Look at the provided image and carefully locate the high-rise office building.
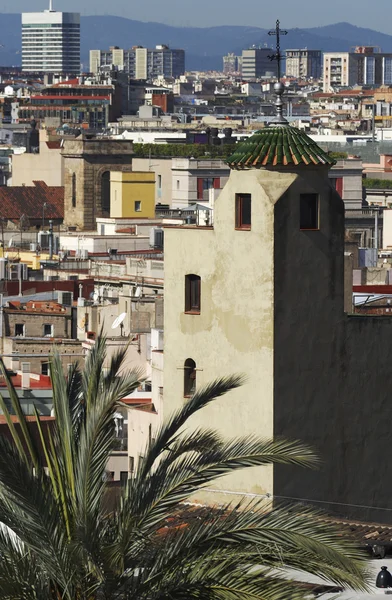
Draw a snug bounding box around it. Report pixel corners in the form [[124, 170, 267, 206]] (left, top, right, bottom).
[[285, 49, 321, 79], [22, 1, 80, 73], [323, 47, 392, 92], [241, 47, 277, 80], [89, 45, 185, 79]]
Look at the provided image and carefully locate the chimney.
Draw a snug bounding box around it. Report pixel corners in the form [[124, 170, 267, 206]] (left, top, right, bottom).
[[21, 362, 30, 389]]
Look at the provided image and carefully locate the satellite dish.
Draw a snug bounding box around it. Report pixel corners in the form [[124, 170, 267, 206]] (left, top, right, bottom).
[[134, 286, 141, 298], [111, 312, 126, 330], [8, 238, 13, 247]]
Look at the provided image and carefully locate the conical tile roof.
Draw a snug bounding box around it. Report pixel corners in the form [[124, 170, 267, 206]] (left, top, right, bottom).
[[227, 125, 336, 169]]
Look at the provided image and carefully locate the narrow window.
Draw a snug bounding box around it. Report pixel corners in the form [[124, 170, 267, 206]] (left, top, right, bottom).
[[129, 456, 135, 474], [158, 174, 162, 189], [14, 323, 25, 337], [235, 193, 251, 230], [185, 274, 201, 314], [184, 358, 196, 397], [176, 179, 180, 190], [134, 200, 142, 212], [41, 362, 50, 376], [120, 471, 128, 485], [43, 323, 53, 337], [101, 171, 110, 214], [300, 194, 319, 230], [71, 173, 76, 208]]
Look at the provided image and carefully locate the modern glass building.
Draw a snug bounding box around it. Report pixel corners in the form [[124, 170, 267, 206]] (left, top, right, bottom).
[[22, 3, 80, 73]]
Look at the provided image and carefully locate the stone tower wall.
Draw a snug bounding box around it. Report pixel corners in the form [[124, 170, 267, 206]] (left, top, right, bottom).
[[62, 137, 133, 231]]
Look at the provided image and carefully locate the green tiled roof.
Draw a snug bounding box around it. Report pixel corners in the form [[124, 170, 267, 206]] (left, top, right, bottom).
[[226, 125, 336, 169]]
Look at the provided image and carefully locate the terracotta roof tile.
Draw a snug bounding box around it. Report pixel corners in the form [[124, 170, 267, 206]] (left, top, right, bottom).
[[46, 141, 61, 149], [227, 125, 336, 169], [0, 181, 64, 220]]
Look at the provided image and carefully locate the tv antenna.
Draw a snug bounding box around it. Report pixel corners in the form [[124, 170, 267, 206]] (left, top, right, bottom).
[[111, 312, 126, 336]]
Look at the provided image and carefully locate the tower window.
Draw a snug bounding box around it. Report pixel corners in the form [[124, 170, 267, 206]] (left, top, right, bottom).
[[134, 201, 142, 212], [71, 173, 76, 208], [300, 194, 319, 230], [101, 171, 110, 214], [184, 358, 196, 397], [185, 274, 201, 314], [235, 194, 251, 230]]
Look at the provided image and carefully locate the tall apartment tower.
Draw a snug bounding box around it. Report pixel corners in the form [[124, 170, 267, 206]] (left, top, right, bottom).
[[285, 49, 321, 79], [241, 47, 277, 80], [22, 1, 80, 73], [323, 46, 392, 91], [223, 53, 239, 74]]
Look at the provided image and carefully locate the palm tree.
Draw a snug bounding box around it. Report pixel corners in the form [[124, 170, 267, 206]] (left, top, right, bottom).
[[0, 336, 369, 600]]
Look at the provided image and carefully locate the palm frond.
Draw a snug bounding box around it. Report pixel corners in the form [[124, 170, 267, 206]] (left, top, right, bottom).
[[140, 376, 245, 477]]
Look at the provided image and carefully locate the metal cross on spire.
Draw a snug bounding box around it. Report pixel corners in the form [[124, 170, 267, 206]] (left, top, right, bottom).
[[268, 19, 287, 81], [268, 19, 288, 124]]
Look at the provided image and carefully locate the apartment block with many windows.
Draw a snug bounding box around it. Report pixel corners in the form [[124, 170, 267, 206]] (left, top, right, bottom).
[[22, 8, 80, 73], [323, 47, 392, 92], [89, 45, 185, 79]]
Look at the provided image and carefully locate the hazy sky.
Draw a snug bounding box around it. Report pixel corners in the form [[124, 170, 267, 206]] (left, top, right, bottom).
[[4, 0, 392, 33]]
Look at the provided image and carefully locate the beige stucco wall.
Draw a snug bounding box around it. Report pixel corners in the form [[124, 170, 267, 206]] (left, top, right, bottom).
[[12, 144, 63, 187], [132, 157, 173, 206], [164, 169, 298, 501]]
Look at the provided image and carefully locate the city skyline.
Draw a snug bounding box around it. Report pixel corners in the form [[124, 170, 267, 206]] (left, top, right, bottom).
[[4, 0, 392, 35]]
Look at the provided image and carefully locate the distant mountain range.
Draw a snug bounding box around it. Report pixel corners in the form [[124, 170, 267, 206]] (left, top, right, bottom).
[[1, 15, 392, 72]]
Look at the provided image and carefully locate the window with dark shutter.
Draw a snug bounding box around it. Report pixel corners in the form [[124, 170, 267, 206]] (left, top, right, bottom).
[[300, 194, 319, 230], [185, 274, 201, 314], [197, 178, 204, 200], [235, 194, 251, 230]]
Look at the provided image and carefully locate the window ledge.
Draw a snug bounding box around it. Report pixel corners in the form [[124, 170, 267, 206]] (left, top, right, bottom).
[[300, 228, 320, 231], [184, 310, 201, 315], [235, 227, 251, 231]]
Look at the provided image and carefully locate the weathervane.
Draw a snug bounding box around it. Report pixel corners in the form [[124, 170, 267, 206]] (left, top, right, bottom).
[[268, 19, 288, 124]]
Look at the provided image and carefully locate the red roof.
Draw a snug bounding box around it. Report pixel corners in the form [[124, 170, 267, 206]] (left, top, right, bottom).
[[0, 181, 64, 220], [31, 95, 111, 101], [0, 374, 52, 390], [0, 415, 54, 423]]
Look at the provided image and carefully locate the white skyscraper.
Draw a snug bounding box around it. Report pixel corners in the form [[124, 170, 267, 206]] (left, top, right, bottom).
[[22, 1, 80, 73]]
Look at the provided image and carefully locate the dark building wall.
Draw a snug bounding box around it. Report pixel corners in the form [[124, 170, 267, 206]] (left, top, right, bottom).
[[273, 170, 392, 523]]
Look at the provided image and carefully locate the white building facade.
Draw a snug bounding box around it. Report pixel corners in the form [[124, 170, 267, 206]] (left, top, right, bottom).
[[22, 5, 80, 73]]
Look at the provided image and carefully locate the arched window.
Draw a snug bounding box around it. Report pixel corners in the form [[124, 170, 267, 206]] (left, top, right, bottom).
[[71, 173, 76, 208], [101, 171, 110, 214], [185, 274, 201, 314], [184, 358, 196, 397]]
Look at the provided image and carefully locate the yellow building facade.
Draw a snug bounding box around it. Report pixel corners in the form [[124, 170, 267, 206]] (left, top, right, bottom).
[[110, 172, 155, 219]]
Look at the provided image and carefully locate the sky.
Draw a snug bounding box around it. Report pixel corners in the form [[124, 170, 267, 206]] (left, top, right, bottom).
[[4, 0, 392, 34]]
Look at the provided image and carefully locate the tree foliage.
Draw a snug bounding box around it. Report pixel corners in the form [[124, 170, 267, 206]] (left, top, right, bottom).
[[133, 143, 237, 159], [0, 337, 370, 599], [363, 177, 392, 189]]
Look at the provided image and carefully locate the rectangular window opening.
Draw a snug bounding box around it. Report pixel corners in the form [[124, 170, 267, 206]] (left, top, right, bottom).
[[235, 193, 251, 230], [43, 323, 53, 337], [185, 274, 201, 314], [14, 323, 25, 337], [300, 194, 319, 230], [134, 200, 141, 212]]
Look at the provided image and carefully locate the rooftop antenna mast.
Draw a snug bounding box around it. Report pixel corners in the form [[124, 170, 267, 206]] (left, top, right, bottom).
[[268, 19, 288, 124], [49, 0, 54, 11]]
